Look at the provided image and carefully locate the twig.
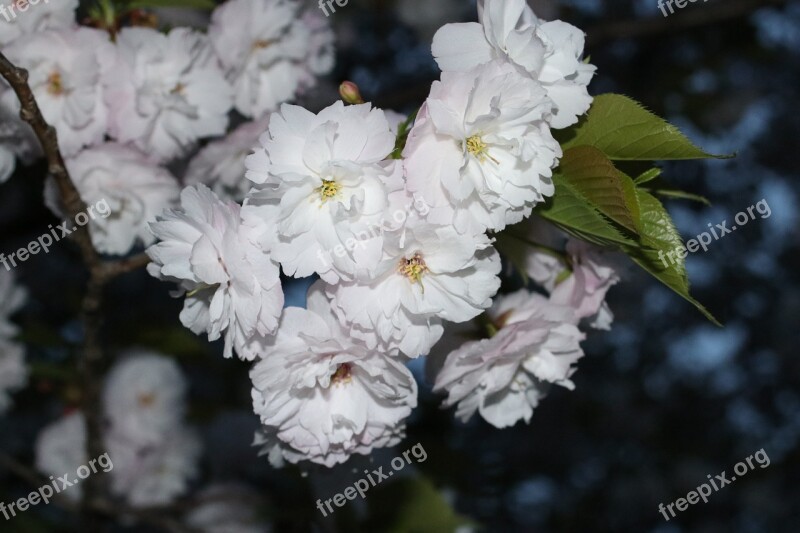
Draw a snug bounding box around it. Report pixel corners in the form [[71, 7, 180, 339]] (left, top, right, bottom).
[[0, 52, 98, 268], [0, 451, 199, 533], [0, 51, 152, 531], [586, 0, 790, 46]]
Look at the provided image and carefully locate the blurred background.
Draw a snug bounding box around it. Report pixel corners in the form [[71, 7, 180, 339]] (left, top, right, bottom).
[[1, 0, 799, 531]]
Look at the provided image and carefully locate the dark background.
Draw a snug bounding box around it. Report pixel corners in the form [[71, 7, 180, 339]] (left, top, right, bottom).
[[1, 0, 798, 531]]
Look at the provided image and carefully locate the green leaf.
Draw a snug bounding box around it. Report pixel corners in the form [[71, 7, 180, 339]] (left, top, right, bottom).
[[561, 94, 732, 161], [391, 109, 419, 159], [558, 146, 640, 234], [364, 477, 475, 533], [623, 190, 720, 325], [650, 188, 711, 205], [634, 167, 662, 185], [537, 177, 636, 248], [125, 0, 216, 9]]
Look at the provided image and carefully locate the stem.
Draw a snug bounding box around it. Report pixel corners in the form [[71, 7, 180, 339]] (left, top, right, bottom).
[[0, 52, 152, 530]]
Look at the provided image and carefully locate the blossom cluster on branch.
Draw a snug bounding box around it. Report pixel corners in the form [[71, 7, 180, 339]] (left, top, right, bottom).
[[1, 0, 721, 480], [143, 0, 622, 468]]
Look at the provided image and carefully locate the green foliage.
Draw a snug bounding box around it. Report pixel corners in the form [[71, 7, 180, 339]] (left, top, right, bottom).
[[623, 190, 720, 325], [560, 94, 732, 160], [364, 477, 474, 533], [391, 109, 419, 159], [532, 93, 727, 324]]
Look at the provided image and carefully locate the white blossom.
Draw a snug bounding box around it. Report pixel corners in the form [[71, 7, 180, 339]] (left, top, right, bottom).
[[434, 289, 585, 428], [0, 270, 27, 413], [244, 102, 402, 283], [1, 28, 113, 157], [432, 0, 596, 128], [35, 414, 201, 506], [185, 118, 269, 202], [209, 0, 334, 118], [403, 60, 560, 234], [549, 239, 621, 330], [108, 425, 201, 507], [35, 413, 86, 501], [102, 351, 187, 446], [105, 27, 233, 162], [147, 184, 284, 360], [185, 484, 270, 533], [46, 143, 180, 255], [251, 282, 416, 467], [328, 222, 501, 358], [0, 0, 78, 46]]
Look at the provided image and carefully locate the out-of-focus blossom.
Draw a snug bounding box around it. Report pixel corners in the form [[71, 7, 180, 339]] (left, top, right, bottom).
[[209, 0, 334, 118], [46, 143, 180, 255], [185, 484, 270, 533], [1, 28, 113, 157], [185, 118, 270, 202], [105, 27, 233, 162], [0, 270, 26, 414], [103, 351, 187, 446], [0, 0, 78, 46]]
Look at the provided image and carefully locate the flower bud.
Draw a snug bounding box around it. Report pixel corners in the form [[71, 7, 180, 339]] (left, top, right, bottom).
[[339, 81, 364, 105]]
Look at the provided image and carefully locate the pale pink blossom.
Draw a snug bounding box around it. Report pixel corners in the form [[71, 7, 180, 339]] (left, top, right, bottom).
[[434, 290, 585, 428]]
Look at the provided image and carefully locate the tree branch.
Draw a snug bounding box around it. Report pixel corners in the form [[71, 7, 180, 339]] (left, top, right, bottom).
[[0, 52, 98, 268], [585, 0, 789, 47], [0, 51, 152, 531]]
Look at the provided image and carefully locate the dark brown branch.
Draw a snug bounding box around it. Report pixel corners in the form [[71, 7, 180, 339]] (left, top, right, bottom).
[[0, 51, 152, 531], [586, 0, 790, 47], [0, 452, 198, 533], [0, 52, 98, 268]]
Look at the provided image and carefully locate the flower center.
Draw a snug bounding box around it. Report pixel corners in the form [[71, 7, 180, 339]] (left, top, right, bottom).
[[399, 253, 428, 285], [252, 39, 278, 50], [465, 135, 498, 164], [330, 363, 352, 386], [170, 82, 186, 95], [46, 71, 64, 96], [137, 392, 156, 408], [317, 179, 340, 202]]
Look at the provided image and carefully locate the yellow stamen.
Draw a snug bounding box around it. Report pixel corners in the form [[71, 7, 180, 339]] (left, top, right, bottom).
[[317, 180, 340, 202], [330, 363, 352, 386], [47, 72, 64, 96], [252, 39, 278, 50], [171, 82, 185, 95], [465, 135, 499, 164], [399, 253, 428, 286], [137, 393, 156, 408]]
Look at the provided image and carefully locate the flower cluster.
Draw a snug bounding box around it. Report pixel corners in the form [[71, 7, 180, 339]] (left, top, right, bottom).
[[0, 0, 334, 255], [0, 270, 26, 414], [35, 351, 201, 507], [147, 0, 620, 465]]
